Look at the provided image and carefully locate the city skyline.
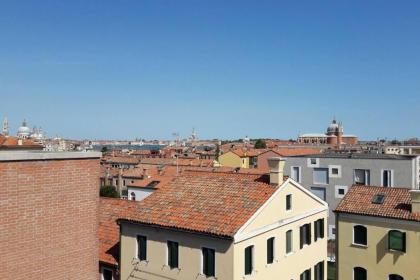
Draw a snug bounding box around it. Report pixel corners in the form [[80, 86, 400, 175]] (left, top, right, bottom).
[[1, 1, 420, 140]]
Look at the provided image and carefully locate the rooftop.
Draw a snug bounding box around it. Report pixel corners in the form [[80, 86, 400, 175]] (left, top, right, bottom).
[[334, 185, 420, 222], [0, 150, 101, 161], [119, 171, 276, 238], [290, 153, 417, 160]]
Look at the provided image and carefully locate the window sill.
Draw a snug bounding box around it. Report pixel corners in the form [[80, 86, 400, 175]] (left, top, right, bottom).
[[198, 274, 217, 279], [389, 249, 405, 254], [285, 251, 294, 257], [351, 243, 368, 248]]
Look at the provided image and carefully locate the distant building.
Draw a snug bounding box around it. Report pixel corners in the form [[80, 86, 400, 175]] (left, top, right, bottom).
[[218, 148, 261, 168], [284, 153, 420, 238], [118, 158, 328, 280], [334, 186, 420, 280], [0, 151, 101, 280], [298, 119, 358, 146], [385, 145, 420, 155]]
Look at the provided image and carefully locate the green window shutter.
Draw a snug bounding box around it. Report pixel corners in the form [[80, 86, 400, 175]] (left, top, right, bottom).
[[267, 237, 274, 264], [202, 247, 215, 277], [402, 232, 406, 252], [137, 235, 147, 261], [245, 246, 253, 275], [167, 241, 178, 268], [208, 248, 215, 277], [300, 226, 304, 249], [308, 223, 312, 245]]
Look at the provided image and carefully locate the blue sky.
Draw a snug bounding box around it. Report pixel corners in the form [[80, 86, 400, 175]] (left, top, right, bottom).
[[1, 1, 420, 140]]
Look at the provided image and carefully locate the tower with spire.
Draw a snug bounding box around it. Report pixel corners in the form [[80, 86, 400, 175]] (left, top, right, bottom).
[[2, 117, 9, 136]]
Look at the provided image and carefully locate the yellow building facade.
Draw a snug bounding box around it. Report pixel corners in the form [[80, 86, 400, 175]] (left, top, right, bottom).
[[218, 150, 249, 168], [119, 158, 329, 280], [335, 187, 420, 280]]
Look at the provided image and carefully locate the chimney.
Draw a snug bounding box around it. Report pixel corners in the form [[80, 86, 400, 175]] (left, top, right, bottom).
[[143, 168, 149, 178], [267, 157, 286, 186], [410, 190, 420, 214]]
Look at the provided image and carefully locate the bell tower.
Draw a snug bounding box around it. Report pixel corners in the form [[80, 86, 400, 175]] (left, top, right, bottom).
[[2, 117, 9, 136]]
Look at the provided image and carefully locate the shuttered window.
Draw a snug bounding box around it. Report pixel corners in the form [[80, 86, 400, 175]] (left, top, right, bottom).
[[314, 261, 324, 280], [244, 245, 253, 275], [300, 223, 311, 249], [267, 237, 274, 264], [300, 268, 311, 280], [388, 230, 406, 252], [167, 241, 179, 269], [286, 230, 293, 254], [353, 267, 367, 280], [314, 218, 324, 241], [202, 247, 215, 277], [137, 235, 147, 261]]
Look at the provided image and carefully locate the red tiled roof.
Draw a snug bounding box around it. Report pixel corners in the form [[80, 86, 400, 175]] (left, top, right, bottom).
[[99, 198, 141, 266], [231, 148, 266, 157], [334, 185, 420, 222], [120, 171, 275, 238], [0, 135, 43, 149], [105, 156, 140, 165], [140, 157, 214, 167], [266, 148, 323, 157]]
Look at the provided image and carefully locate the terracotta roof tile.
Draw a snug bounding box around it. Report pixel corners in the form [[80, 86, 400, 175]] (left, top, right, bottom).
[[120, 171, 276, 238], [99, 198, 142, 266], [334, 185, 420, 222]]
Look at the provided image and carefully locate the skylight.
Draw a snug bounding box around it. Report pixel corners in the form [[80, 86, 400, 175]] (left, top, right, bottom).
[[372, 193, 385, 204]]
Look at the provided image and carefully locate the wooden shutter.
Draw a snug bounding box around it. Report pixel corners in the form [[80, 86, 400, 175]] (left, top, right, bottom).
[[137, 235, 147, 261], [308, 223, 312, 245], [267, 237, 274, 264], [208, 248, 215, 276], [320, 219, 325, 238], [314, 220, 318, 242], [245, 246, 253, 275], [300, 226, 304, 249]]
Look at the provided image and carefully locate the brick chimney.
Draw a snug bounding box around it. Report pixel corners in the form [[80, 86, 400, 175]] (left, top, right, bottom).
[[267, 157, 286, 186], [410, 190, 420, 213]]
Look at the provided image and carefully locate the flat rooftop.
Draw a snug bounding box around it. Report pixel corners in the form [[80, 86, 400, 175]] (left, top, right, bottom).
[[289, 153, 417, 160], [0, 151, 102, 161]]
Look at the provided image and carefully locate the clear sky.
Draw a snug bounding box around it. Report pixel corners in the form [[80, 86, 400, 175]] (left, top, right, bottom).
[[1, 1, 420, 140]]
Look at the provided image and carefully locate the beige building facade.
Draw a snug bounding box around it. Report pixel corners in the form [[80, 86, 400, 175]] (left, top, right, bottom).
[[119, 159, 328, 280]]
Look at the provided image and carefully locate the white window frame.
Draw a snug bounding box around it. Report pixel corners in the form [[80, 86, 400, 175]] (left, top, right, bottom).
[[335, 185, 348, 199], [381, 169, 394, 187], [307, 158, 319, 167], [328, 165, 342, 178], [290, 166, 302, 183], [101, 267, 114, 280], [328, 225, 336, 239], [200, 246, 216, 278], [313, 168, 329, 185], [352, 225, 368, 247], [354, 169, 370, 185]]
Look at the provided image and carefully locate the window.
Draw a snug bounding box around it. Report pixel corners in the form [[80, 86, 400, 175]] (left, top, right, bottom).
[[130, 192, 136, 201], [311, 158, 317, 165], [314, 261, 324, 280], [102, 268, 113, 280], [331, 168, 339, 175], [167, 241, 179, 269], [300, 223, 311, 248], [291, 166, 301, 182], [137, 235, 147, 260], [353, 225, 367, 246], [286, 194, 292, 211], [389, 274, 404, 280], [388, 230, 406, 252], [300, 269, 311, 280], [314, 219, 324, 241], [353, 267, 367, 280], [313, 168, 329, 184], [335, 185, 348, 199], [338, 188, 345, 195], [286, 230, 293, 254], [354, 169, 370, 185], [202, 247, 215, 277], [267, 237, 275, 264], [382, 170, 393, 187], [310, 187, 326, 201], [244, 245, 253, 275]]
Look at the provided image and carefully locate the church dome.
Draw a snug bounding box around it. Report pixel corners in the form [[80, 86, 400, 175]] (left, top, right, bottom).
[[17, 120, 31, 138], [326, 119, 340, 135]]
